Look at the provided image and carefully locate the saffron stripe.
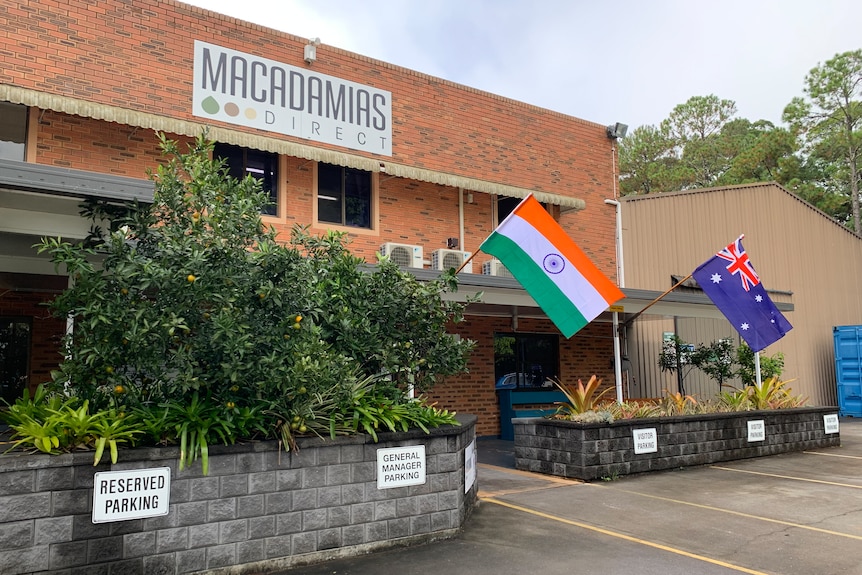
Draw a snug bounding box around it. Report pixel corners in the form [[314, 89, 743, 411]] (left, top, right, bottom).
[[487, 218, 611, 321], [515, 198, 624, 303]]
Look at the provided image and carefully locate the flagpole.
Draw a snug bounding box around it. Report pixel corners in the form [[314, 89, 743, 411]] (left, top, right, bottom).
[[622, 273, 693, 328], [754, 351, 763, 388], [454, 250, 481, 274]]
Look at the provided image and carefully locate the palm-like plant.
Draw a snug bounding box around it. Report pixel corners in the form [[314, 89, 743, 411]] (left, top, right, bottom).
[[552, 375, 613, 417]]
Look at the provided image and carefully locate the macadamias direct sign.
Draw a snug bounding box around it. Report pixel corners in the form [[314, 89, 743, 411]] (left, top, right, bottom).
[[193, 41, 392, 155]]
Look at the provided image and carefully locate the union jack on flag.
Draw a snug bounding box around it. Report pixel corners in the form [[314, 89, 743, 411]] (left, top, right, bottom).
[[715, 237, 759, 291], [692, 236, 792, 352]]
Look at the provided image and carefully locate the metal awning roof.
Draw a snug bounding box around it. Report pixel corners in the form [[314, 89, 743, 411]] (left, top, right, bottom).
[[407, 268, 793, 323], [0, 158, 154, 203]]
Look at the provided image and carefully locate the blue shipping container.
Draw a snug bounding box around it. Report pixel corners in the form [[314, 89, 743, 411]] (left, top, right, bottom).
[[833, 325, 862, 417]]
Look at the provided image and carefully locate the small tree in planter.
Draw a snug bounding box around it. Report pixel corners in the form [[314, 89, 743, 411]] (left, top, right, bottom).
[[6, 134, 472, 470]]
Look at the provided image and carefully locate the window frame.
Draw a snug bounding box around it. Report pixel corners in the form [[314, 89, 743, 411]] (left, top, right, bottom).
[[314, 161, 377, 233], [0, 102, 28, 162], [212, 142, 282, 218], [493, 331, 560, 390]]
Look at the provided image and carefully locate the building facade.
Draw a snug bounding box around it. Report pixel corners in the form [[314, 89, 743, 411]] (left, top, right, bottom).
[[620, 182, 862, 407], [1, 0, 629, 436]]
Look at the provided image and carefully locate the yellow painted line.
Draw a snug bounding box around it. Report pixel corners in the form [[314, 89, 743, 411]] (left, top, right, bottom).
[[803, 450, 862, 460], [482, 497, 770, 575], [477, 463, 581, 498], [477, 463, 582, 485], [478, 483, 570, 499], [599, 486, 862, 542], [711, 466, 862, 489]]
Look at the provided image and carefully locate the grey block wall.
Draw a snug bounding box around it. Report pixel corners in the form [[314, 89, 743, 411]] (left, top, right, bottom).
[[513, 407, 840, 481], [0, 414, 477, 574]]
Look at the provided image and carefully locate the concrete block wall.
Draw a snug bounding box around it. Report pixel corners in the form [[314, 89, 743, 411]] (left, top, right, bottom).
[[513, 408, 840, 481], [0, 415, 477, 574]]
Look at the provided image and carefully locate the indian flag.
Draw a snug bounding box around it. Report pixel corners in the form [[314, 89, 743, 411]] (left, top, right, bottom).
[[480, 195, 624, 338]]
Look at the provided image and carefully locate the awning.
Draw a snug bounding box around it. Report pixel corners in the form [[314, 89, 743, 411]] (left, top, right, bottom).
[[406, 268, 793, 322], [1, 84, 585, 210]]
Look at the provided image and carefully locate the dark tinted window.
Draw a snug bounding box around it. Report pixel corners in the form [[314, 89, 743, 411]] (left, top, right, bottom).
[[318, 163, 372, 228], [494, 332, 559, 389], [0, 102, 27, 161], [214, 143, 279, 216]]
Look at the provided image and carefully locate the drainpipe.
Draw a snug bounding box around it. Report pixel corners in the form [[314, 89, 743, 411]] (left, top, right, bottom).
[[605, 141, 625, 401], [459, 187, 466, 251]]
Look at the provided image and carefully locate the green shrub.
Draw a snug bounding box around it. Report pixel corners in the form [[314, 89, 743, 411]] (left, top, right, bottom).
[[7, 133, 470, 470]]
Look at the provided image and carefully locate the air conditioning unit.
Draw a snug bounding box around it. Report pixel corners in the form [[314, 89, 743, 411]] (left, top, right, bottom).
[[431, 249, 472, 273], [482, 259, 514, 278], [380, 242, 424, 268]]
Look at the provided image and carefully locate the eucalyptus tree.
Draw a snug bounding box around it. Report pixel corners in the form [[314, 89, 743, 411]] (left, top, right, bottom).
[[783, 50, 862, 233]]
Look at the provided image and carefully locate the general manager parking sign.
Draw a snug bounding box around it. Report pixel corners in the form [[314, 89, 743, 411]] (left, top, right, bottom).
[[92, 467, 171, 523]]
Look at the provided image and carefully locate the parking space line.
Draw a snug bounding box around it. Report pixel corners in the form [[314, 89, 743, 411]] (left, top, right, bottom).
[[482, 497, 771, 575], [597, 485, 862, 541], [477, 463, 581, 484], [711, 465, 862, 489], [803, 450, 862, 460]]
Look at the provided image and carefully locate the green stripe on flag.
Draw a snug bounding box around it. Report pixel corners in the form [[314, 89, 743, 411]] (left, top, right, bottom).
[[482, 232, 589, 337]]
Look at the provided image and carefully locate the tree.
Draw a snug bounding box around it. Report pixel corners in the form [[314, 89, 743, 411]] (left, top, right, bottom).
[[37, 134, 472, 442], [689, 338, 735, 392], [618, 124, 686, 195], [662, 95, 738, 188], [783, 50, 862, 233], [715, 119, 796, 186], [620, 95, 799, 195], [658, 335, 696, 396]]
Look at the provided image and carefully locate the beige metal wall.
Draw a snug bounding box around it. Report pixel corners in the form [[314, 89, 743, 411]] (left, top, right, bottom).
[[620, 183, 862, 406]]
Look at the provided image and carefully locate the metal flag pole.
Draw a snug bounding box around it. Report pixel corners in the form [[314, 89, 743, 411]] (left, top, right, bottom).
[[621, 273, 693, 329], [755, 351, 763, 388]]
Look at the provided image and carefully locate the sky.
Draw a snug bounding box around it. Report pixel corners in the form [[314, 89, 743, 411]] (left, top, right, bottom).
[[183, 0, 862, 131]]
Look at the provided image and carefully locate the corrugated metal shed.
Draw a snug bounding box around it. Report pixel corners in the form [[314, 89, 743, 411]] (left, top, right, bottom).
[[620, 182, 862, 406]]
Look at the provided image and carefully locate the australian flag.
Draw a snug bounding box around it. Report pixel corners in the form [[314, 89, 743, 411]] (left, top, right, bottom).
[[692, 236, 792, 352]]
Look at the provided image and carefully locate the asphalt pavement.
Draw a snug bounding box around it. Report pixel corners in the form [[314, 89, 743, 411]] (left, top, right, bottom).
[[283, 418, 862, 575]]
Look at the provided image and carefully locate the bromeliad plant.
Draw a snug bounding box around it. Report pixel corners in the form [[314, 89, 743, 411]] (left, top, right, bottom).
[[551, 375, 614, 418], [547, 375, 807, 423], [1, 386, 142, 465]]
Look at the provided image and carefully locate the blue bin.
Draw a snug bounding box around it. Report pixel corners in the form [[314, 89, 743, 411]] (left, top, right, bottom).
[[833, 325, 862, 417]]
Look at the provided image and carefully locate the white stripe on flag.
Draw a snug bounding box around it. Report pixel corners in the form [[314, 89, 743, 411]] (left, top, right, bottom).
[[501, 214, 609, 319]]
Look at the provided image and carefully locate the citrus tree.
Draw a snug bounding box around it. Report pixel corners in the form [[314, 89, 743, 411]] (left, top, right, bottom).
[[33, 134, 472, 459]]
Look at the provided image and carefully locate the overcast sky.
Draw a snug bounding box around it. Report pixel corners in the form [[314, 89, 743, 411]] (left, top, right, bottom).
[[184, 0, 862, 131]]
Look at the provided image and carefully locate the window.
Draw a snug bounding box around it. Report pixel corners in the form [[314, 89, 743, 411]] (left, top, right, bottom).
[[0, 102, 27, 161], [496, 196, 551, 225], [493, 332, 559, 390], [0, 317, 31, 405], [497, 196, 521, 224], [213, 143, 279, 216], [317, 162, 372, 228]]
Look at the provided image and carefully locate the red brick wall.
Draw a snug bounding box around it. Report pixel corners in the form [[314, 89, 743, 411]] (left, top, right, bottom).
[[2, 0, 623, 432], [428, 318, 618, 437], [0, 291, 66, 394], [1, 0, 618, 273]]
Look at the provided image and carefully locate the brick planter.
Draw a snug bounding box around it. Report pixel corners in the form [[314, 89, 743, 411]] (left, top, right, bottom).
[[513, 407, 840, 481], [0, 415, 477, 575]]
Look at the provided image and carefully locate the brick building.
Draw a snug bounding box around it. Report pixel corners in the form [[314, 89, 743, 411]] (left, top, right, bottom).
[[0, 0, 645, 436]]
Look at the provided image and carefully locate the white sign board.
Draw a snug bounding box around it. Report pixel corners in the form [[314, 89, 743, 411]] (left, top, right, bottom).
[[633, 428, 658, 454], [193, 41, 393, 156], [92, 467, 171, 523], [377, 445, 426, 489], [464, 439, 477, 494], [824, 414, 840, 434], [747, 420, 766, 442]]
